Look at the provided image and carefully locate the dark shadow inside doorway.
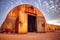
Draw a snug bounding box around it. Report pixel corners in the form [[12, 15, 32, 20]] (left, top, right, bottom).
[[28, 15, 37, 32]]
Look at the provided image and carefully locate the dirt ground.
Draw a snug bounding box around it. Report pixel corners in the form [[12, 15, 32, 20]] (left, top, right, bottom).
[[0, 30, 60, 40]]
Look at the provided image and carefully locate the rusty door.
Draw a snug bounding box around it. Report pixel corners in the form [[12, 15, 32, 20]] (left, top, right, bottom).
[[37, 16, 45, 32]]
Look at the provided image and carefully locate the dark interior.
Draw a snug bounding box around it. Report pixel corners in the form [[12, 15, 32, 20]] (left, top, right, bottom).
[[28, 15, 37, 32]]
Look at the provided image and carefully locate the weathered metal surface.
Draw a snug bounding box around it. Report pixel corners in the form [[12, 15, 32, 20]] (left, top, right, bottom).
[[37, 16, 45, 32], [1, 4, 46, 33]]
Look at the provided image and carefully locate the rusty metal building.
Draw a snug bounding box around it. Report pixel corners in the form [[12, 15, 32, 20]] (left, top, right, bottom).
[[1, 4, 47, 33]]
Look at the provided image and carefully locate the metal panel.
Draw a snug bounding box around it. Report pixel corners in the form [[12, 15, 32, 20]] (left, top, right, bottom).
[[37, 16, 45, 32], [18, 12, 28, 33]]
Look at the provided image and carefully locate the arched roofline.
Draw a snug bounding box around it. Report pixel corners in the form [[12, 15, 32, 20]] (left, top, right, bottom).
[[8, 4, 46, 22]]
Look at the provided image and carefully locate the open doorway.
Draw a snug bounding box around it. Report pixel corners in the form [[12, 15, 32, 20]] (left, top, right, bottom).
[[28, 15, 37, 32]]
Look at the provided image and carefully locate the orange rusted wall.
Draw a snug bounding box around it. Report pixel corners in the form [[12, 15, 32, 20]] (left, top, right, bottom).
[[1, 8, 18, 33], [45, 24, 60, 32], [18, 10, 28, 33]]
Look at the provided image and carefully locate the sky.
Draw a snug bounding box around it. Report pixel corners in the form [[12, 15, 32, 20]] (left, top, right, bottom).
[[0, 0, 60, 26]]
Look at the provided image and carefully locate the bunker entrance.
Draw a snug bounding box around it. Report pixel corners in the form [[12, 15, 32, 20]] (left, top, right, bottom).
[[28, 15, 37, 32]]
